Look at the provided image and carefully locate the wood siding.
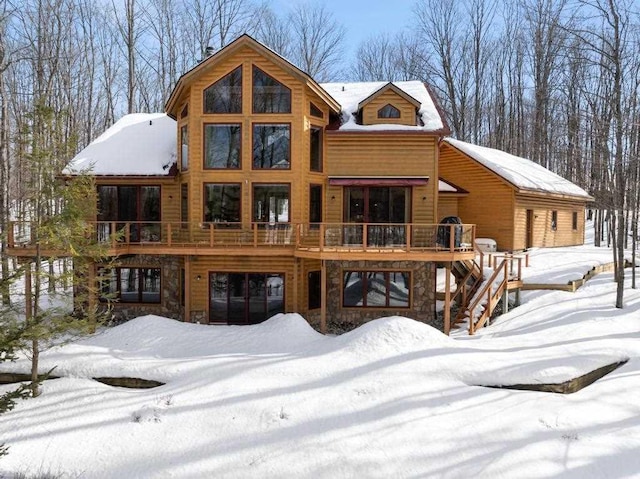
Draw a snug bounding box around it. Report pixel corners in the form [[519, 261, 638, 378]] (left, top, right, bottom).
[[437, 195, 459, 220], [325, 133, 439, 224], [439, 143, 515, 249], [361, 90, 417, 126]]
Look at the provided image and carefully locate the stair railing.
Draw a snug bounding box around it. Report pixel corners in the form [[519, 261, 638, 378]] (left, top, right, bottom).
[[466, 259, 509, 335]]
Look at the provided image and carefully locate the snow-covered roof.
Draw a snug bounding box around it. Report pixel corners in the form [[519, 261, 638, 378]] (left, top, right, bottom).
[[444, 138, 592, 199], [320, 81, 446, 132], [64, 113, 177, 176], [438, 178, 467, 193]]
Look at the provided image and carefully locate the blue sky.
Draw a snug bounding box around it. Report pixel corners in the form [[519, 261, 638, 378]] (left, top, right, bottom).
[[272, 0, 416, 68]]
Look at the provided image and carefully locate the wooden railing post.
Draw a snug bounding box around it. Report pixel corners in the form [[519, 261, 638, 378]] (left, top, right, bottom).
[[362, 224, 368, 250], [296, 224, 301, 248], [449, 224, 454, 251], [253, 224, 258, 247], [125, 223, 130, 244]]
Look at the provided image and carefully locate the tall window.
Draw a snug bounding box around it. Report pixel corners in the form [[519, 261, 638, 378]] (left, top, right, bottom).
[[210, 272, 284, 324], [308, 271, 321, 310], [204, 124, 241, 169], [378, 104, 401, 118], [181, 184, 188, 228], [204, 66, 242, 113], [253, 66, 291, 113], [551, 211, 558, 231], [343, 271, 410, 308], [254, 184, 289, 224], [309, 184, 322, 226], [204, 184, 241, 225], [180, 125, 188, 170], [572, 212, 578, 231], [310, 126, 322, 172], [253, 124, 290, 169], [99, 267, 161, 304], [97, 185, 161, 242]]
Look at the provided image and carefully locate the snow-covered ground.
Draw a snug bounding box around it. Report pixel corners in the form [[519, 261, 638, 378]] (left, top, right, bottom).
[[1, 227, 640, 478]]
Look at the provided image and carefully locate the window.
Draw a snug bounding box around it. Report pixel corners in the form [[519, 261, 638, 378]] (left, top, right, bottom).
[[308, 271, 321, 310], [343, 271, 410, 308], [204, 184, 241, 225], [310, 126, 322, 172], [97, 185, 161, 242], [309, 184, 322, 226], [310, 102, 324, 118], [99, 267, 161, 304], [253, 124, 290, 169], [181, 184, 188, 228], [572, 211, 578, 231], [204, 124, 241, 169], [253, 184, 289, 224], [180, 104, 188, 119], [203, 66, 242, 113], [378, 104, 401, 119], [180, 125, 188, 170], [209, 272, 284, 324], [253, 66, 291, 113], [551, 211, 558, 231]]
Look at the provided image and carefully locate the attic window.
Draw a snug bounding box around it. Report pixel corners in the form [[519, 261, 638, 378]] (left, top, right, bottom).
[[180, 104, 188, 118], [203, 66, 242, 114], [378, 104, 401, 119], [253, 66, 291, 113], [310, 102, 324, 118]]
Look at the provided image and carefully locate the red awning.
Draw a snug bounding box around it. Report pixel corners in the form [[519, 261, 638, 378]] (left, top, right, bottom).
[[328, 177, 429, 186]]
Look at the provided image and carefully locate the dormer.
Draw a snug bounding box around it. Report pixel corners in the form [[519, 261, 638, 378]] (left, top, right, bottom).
[[358, 83, 421, 126]]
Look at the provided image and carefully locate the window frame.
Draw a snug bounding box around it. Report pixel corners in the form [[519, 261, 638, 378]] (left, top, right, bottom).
[[310, 125, 323, 172], [308, 270, 321, 310], [378, 104, 401, 119], [203, 65, 243, 114], [252, 183, 291, 225], [97, 185, 162, 242], [572, 211, 578, 231], [310, 102, 324, 118], [342, 269, 412, 309], [252, 65, 292, 114], [180, 124, 189, 171], [551, 210, 558, 231], [98, 266, 162, 304], [203, 123, 242, 170], [309, 184, 323, 228], [252, 123, 291, 170], [203, 183, 242, 226]]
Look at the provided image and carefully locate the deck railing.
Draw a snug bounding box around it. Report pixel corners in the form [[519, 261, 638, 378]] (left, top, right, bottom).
[[7, 221, 476, 254]]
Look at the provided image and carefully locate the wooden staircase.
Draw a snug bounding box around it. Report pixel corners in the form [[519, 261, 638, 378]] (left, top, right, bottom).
[[449, 249, 526, 335]]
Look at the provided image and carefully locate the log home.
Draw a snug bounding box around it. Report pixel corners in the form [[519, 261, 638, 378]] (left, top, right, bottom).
[[7, 34, 592, 334]]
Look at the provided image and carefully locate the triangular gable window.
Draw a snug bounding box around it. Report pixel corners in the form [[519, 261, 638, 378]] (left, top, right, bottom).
[[253, 66, 291, 113], [204, 66, 242, 113], [378, 104, 401, 119], [310, 102, 324, 118]]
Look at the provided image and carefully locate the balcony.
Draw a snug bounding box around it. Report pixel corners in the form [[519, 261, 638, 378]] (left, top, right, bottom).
[[6, 221, 476, 262]]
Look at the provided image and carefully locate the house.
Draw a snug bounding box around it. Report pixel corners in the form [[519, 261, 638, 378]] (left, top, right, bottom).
[[6, 34, 591, 334], [439, 138, 593, 251]]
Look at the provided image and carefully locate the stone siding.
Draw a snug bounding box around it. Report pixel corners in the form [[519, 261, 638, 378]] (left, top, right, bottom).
[[325, 260, 436, 333]]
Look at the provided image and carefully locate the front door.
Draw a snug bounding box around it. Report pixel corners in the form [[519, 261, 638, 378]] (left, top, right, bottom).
[[343, 186, 411, 246]]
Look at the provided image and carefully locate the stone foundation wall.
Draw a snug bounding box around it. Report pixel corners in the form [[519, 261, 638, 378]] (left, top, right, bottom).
[[325, 260, 436, 333], [103, 255, 183, 323]]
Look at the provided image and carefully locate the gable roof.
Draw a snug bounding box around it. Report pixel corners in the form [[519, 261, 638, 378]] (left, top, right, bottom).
[[165, 34, 341, 117], [320, 81, 448, 133], [63, 113, 177, 177], [439, 178, 468, 194], [443, 138, 593, 200], [357, 82, 422, 110]]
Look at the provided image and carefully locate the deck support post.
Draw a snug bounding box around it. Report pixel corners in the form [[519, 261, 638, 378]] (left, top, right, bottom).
[[444, 262, 451, 335], [184, 256, 191, 322], [320, 260, 327, 334], [514, 288, 521, 307], [502, 289, 509, 314]]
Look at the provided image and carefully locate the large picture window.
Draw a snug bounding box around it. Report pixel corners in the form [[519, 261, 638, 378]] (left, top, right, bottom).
[[343, 271, 410, 308], [99, 267, 161, 304], [204, 183, 241, 225], [97, 185, 160, 242], [203, 66, 242, 113], [253, 124, 290, 169], [204, 124, 241, 169], [210, 272, 284, 324], [253, 184, 289, 224], [253, 66, 291, 113]]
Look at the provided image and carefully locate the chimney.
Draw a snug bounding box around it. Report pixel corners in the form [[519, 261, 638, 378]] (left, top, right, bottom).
[[204, 46, 215, 58]]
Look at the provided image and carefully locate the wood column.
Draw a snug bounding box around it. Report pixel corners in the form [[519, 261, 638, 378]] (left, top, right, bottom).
[[320, 260, 327, 333], [184, 256, 191, 322], [444, 263, 451, 335]]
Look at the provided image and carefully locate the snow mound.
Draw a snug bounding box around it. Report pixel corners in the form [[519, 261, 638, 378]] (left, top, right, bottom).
[[335, 316, 454, 358]]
